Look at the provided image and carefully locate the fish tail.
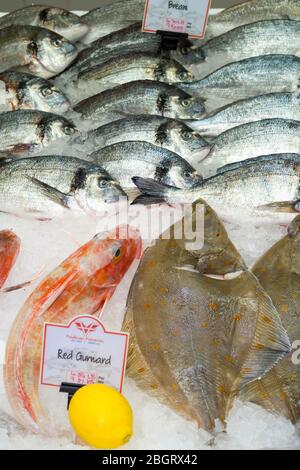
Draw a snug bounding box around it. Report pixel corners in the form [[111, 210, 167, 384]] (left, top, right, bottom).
[[131, 177, 175, 205]]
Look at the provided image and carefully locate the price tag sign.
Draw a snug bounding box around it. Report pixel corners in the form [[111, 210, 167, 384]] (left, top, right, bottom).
[[142, 0, 211, 39], [40, 315, 129, 392]]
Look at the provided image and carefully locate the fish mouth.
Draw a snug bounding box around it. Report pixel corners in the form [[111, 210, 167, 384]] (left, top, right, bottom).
[[67, 23, 90, 42]]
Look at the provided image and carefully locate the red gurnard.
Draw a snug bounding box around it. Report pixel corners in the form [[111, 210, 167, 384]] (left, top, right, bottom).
[[4, 225, 141, 434], [0, 230, 20, 288]]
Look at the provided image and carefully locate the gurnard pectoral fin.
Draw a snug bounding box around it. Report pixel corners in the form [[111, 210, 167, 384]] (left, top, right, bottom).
[[26, 176, 71, 209]]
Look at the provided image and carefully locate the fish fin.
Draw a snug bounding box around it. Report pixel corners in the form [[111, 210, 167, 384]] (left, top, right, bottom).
[[237, 286, 291, 390], [131, 177, 174, 206], [26, 177, 71, 209], [257, 201, 299, 213]]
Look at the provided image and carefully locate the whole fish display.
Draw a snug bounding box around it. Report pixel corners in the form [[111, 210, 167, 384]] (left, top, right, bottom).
[[90, 141, 203, 190], [132, 154, 300, 217], [0, 231, 20, 289], [82, 116, 209, 164], [0, 110, 77, 156], [199, 119, 300, 172], [123, 199, 290, 431], [4, 225, 141, 433], [73, 81, 206, 126], [74, 53, 193, 99], [179, 55, 300, 113], [0, 71, 70, 113], [0, 26, 77, 78], [241, 216, 300, 423], [82, 0, 146, 44], [179, 20, 300, 79], [191, 93, 300, 137], [204, 0, 300, 41], [0, 156, 126, 219], [0, 5, 89, 42]]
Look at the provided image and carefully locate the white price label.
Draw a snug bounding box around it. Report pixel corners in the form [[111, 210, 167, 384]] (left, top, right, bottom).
[[142, 0, 211, 39], [40, 315, 129, 392]]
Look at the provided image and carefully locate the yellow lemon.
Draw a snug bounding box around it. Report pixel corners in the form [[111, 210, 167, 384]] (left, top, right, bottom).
[[68, 383, 133, 449]]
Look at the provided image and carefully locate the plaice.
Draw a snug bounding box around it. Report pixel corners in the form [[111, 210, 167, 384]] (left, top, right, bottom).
[[241, 215, 300, 423], [123, 199, 290, 432]]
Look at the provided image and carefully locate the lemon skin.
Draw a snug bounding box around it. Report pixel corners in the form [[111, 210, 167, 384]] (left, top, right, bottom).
[[68, 383, 133, 449]]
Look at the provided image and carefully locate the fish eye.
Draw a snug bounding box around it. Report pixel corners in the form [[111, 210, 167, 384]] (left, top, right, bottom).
[[51, 37, 63, 47], [41, 87, 53, 97], [183, 170, 192, 178], [179, 71, 189, 81], [114, 248, 121, 258], [63, 126, 75, 135], [99, 179, 110, 188], [181, 130, 191, 141], [28, 40, 38, 55], [180, 46, 190, 55], [181, 99, 191, 108]]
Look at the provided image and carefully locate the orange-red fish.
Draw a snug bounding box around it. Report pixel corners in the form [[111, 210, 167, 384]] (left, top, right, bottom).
[[4, 225, 141, 434], [0, 230, 20, 288]]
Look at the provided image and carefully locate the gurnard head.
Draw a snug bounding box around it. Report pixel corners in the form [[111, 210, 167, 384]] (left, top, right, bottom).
[[0, 230, 20, 288], [30, 28, 77, 77], [90, 226, 142, 286], [37, 7, 89, 42]]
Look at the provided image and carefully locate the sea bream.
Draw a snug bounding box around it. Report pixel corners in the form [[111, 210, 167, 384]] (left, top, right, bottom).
[[64, 22, 193, 81], [73, 53, 194, 99], [198, 119, 300, 174], [190, 93, 300, 137], [176, 20, 300, 79], [123, 199, 290, 432], [241, 215, 300, 423], [204, 0, 300, 42], [0, 71, 70, 113], [73, 81, 206, 127], [5, 225, 141, 433], [81, 116, 209, 164], [132, 154, 300, 218], [179, 55, 300, 113], [0, 155, 126, 219], [0, 5, 89, 42], [0, 110, 77, 156], [90, 141, 203, 190], [81, 0, 146, 43], [0, 26, 77, 79]]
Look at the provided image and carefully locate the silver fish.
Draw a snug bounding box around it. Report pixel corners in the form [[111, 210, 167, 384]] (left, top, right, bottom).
[[73, 81, 206, 127], [179, 55, 300, 113], [0, 71, 70, 113], [0, 26, 77, 79], [132, 154, 300, 217], [0, 110, 77, 155], [190, 93, 300, 137], [0, 5, 89, 42], [0, 155, 126, 219], [64, 23, 162, 81], [81, 115, 209, 164], [82, 0, 146, 44], [177, 20, 300, 79], [90, 141, 203, 190], [65, 23, 193, 81], [204, 0, 300, 41], [74, 53, 194, 99], [199, 119, 300, 174]]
